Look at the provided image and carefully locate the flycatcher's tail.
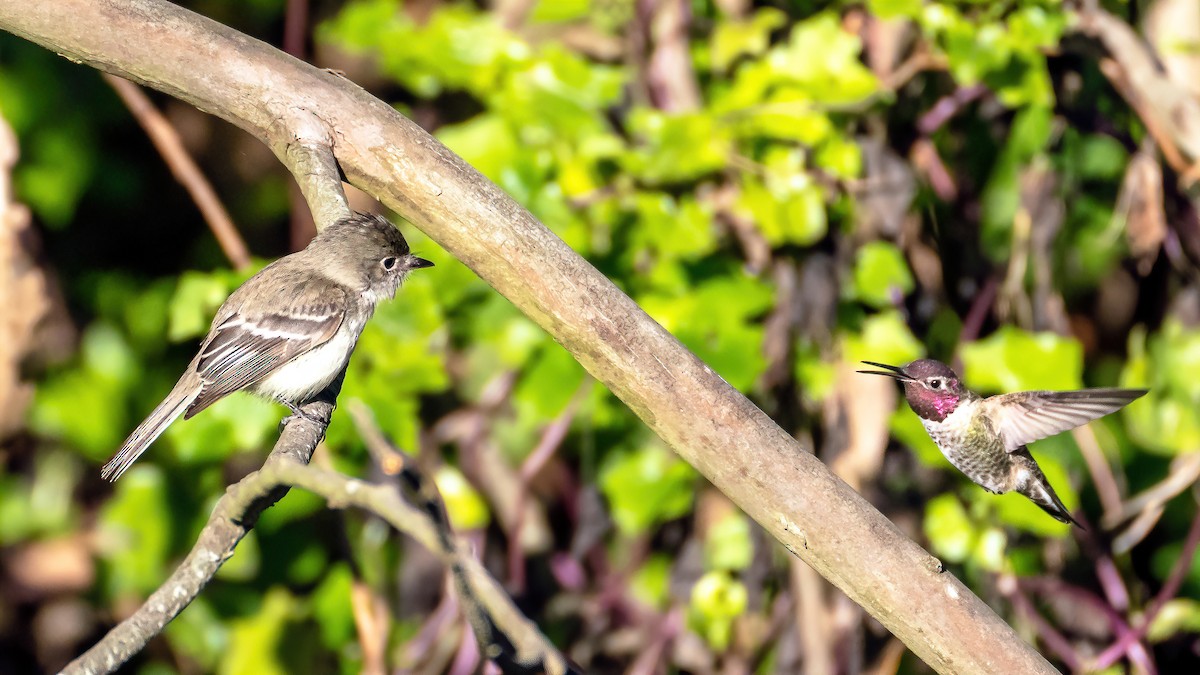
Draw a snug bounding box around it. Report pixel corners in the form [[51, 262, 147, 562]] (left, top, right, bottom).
[[101, 383, 196, 481]]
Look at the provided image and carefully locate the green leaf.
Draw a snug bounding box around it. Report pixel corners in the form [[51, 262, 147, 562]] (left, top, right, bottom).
[[219, 588, 299, 675], [0, 451, 81, 544], [840, 310, 925, 371], [961, 327, 1083, 392], [528, 0, 590, 24], [979, 106, 1054, 261], [641, 275, 774, 391], [735, 174, 827, 247], [322, 1, 523, 99], [1148, 599, 1200, 642], [166, 598, 228, 671], [437, 113, 519, 183], [1121, 321, 1200, 455], [924, 494, 974, 563], [600, 446, 697, 535], [705, 511, 754, 571], [688, 571, 748, 650], [217, 530, 261, 582], [814, 134, 863, 179], [435, 465, 491, 531], [514, 343, 587, 420], [628, 192, 718, 262], [850, 241, 915, 308], [765, 13, 880, 105], [973, 527, 1008, 572], [99, 467, 173, 596], [710, 8, 787, 71], [630, 555, 673, 610], [625, 109, 732, 184], [869, 0, 923, 20], [163, 393, 278, 467], [168, 269, 252, 342], [30, 324, 140, 456], [311, 564, 358, 649], [1074, 134, 1128, 181]]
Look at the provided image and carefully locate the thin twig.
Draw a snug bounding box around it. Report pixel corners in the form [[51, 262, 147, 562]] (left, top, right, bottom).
[[1103, 453, 1200, 530], [1071, 425, 1124, 524], [880, 49, 945, 93], [346, 403, 581, 675], [1093, 555, 1131, 614], [508, 383, 589, 591], [350, 579, 389, 675], [917, 84, 987, 136], [102, 73, 251, 270], [1002, 579, 1082, 671]]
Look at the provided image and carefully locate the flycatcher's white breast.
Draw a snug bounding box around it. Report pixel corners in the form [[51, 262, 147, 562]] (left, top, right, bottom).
[[252, 314, 367, 404]]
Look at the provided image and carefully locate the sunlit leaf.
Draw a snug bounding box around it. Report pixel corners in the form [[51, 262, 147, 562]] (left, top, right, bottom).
[[600, 445, 697, 535], [851, 241, 915, 308], [705, 510, 754, 571], [924, 494, 974, 563], [435, 465, 491, 531], [98, 467, 173, 596], [961, 327, 1083, 392]]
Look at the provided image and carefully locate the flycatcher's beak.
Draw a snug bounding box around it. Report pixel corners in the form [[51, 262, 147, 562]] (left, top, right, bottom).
[[409, 255, 434, 269], [856, 361, 914, 382]]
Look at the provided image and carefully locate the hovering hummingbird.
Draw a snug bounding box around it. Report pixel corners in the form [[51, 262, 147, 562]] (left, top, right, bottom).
[[858, 359, 1147, 527]]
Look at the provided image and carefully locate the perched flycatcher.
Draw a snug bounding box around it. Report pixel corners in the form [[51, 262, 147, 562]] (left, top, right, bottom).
[[100, 212, 433, 481]]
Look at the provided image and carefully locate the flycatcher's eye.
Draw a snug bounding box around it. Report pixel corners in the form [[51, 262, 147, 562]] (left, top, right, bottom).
[[381, 257, 398, 270]]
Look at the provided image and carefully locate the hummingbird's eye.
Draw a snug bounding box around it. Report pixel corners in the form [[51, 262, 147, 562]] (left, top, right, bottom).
[[929, 378, 942, 389], [381, 256, 398, 271]]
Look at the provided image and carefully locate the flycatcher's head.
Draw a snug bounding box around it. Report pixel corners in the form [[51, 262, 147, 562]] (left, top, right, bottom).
[[309, 213, 434, 300], [857, 358, 966, 421]]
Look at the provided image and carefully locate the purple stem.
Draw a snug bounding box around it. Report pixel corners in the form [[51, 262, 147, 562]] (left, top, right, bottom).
[[917, 84, 989, 135], [1008, 586, 1082, 671], [1095, 555, 1131, 613], [506, 384, 588, 591], [1092, 508, 1200, 670]]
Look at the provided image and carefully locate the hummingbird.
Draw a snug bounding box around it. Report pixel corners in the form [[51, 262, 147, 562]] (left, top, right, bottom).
[[858, 359, 1147, 527]]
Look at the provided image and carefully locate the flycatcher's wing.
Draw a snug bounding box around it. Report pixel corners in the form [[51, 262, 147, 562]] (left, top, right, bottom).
[[985, 389, 1147, 453], [186, 288, 346, 417]]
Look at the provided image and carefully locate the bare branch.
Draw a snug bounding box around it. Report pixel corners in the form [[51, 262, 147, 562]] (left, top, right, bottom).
[[60, 395, 338, 675], [63, 395, 577, 675], [1072, 6, 1200, 183], [0, 1, 1060, 671], [102, 73, 251, 269], [347, 402, 580, 675]]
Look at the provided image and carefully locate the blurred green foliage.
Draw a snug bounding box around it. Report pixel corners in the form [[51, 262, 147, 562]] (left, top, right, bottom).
[[3, 0, 1197, 672]]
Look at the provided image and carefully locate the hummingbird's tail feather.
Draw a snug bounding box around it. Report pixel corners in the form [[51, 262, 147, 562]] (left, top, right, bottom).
[[1012, 451, 1084, 528], [1026, 478, 1084, 529], [101, 379, 198, 482]]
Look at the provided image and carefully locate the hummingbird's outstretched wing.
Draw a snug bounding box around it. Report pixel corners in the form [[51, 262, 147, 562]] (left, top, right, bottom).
[[985, 388, 1148, 453]]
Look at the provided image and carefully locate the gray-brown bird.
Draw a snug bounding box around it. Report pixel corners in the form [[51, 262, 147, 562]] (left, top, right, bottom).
[[101, 213, 433, 481], [859, 359, 1147, 527]]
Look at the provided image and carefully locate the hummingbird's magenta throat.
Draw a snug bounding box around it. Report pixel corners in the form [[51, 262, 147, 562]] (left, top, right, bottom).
[[904, 385, 960, 422], [932, 395, 958, 418]]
